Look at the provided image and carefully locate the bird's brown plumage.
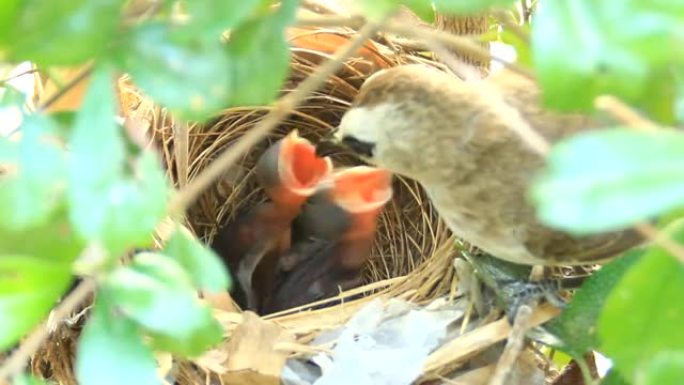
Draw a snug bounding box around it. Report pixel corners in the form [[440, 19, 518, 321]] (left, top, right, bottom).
[[335, 64, 643, 266]]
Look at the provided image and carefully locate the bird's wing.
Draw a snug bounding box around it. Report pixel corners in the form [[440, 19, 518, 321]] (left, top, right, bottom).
[[524, 224, 645, 265]]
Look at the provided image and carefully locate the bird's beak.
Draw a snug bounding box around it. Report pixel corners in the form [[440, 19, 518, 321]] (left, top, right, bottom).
[[255, 130, 333, 208], [320, 166, 393, 270], [330, 166, 393, 214], [314, 138, 343, 157]]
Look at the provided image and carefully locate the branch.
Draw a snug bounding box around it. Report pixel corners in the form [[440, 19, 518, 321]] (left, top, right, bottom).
[[594, 95, 659, 130], [295, 14, 535, 80], [487, 305, 533, 385], [0, 68, 38, 87], [169, 19, 385, 213], [296, 14, 364, 28], [37, 65, 93, 113], [382, 20, 535, 80], [491, 9, 530, 44]]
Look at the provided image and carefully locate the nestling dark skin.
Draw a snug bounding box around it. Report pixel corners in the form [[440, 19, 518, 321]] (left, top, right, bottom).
[[262, 166, 393, 314], [334, 65, 643, 267]]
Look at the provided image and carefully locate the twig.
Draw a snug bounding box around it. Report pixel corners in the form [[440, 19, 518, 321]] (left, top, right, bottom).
[[594, 95, 659, 130], [295, 13, 535, 80], [4, 65, 93, 138], [635, 222, 684, 264], [487, 305, 533, 385], [383, 19, 535, 80], [424, 39, 482, 81], [300, 0, 349, 16], [296, 14, 364, 28], [172, 121, 190, 187], [0, 278, 97, 381], [169, 19, 385, 213], [37, 65, 93, 113], [491, 9, 530, 43], [0, 68, 38, 86], [422, 303, 560, 377]]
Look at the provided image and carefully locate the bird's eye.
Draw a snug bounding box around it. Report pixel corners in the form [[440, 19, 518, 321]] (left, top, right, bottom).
[[341, 136, 375, 158]]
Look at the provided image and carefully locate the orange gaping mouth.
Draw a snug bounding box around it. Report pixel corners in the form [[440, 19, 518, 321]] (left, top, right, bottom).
[[330, 166, 393, 213], [279, 130, 333, 197]]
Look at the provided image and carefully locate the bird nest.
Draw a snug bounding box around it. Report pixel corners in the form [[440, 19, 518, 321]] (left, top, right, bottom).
[[27, 25, 561, 385], [141, 31, 454, 286]]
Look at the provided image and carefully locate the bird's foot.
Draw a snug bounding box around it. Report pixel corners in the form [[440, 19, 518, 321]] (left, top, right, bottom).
[[458, 251, 571, 324], [499, 278, 567, 324]]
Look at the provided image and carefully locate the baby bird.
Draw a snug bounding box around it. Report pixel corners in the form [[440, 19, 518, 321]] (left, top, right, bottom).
[[262, 166, 393, 313], [211, 130, 332, 311], [333, 64, 642, 267]]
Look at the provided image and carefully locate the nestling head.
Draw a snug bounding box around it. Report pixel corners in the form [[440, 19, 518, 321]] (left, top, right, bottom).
[[334, 64, 464, 180]]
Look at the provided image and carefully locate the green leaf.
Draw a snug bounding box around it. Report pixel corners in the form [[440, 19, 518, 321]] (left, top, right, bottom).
[[0, 255, 73, 350], [104, 253, 223, 356], [0, 136, 19, 164], [433, 0, 516, 14], [0, 115, 65, 230], [598, 219, 684, 382], [146, 321, 223, 358], [350, 0, 398, 21], [532, 128, 684, 233], [13, 373, 50, 385], [163, 227, 231, 292], [0, 208, 85, 263], [675, 68, 684, 125], [639, 352, 684, 385], [4, 0, 123, 65], [352, 0, 450, 22], [601, 369, 630, 385], [401, 0, 435, 23], [545, 249, 642, 357], [67, 65, 124, 241], [225, 0, 295, 106], [0, 83, 26, 107], [76, 298, 161, 385], [99, 152, 169, 255], [67, 66, 168, 255], [120, 22, 231, 121], [0, 0, 21, 45], [531, 1, 683, 121], [185, 0, 262, 41], [0, 137, 19, 163]]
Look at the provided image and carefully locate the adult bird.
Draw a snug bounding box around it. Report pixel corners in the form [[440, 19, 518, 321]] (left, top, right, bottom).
[[211, 130, 333, 311], [330, 64, 644, 314]]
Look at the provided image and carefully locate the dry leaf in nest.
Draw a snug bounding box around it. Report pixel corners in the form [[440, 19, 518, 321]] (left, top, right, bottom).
[[219, 312, 295, 385]]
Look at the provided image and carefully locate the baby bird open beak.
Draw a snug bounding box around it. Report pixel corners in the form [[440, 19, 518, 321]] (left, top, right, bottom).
[[255, 130, 333, 209], [262, 166, 394, 313], [212, 130, 333, 311], [327, 166, 393, 269]]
